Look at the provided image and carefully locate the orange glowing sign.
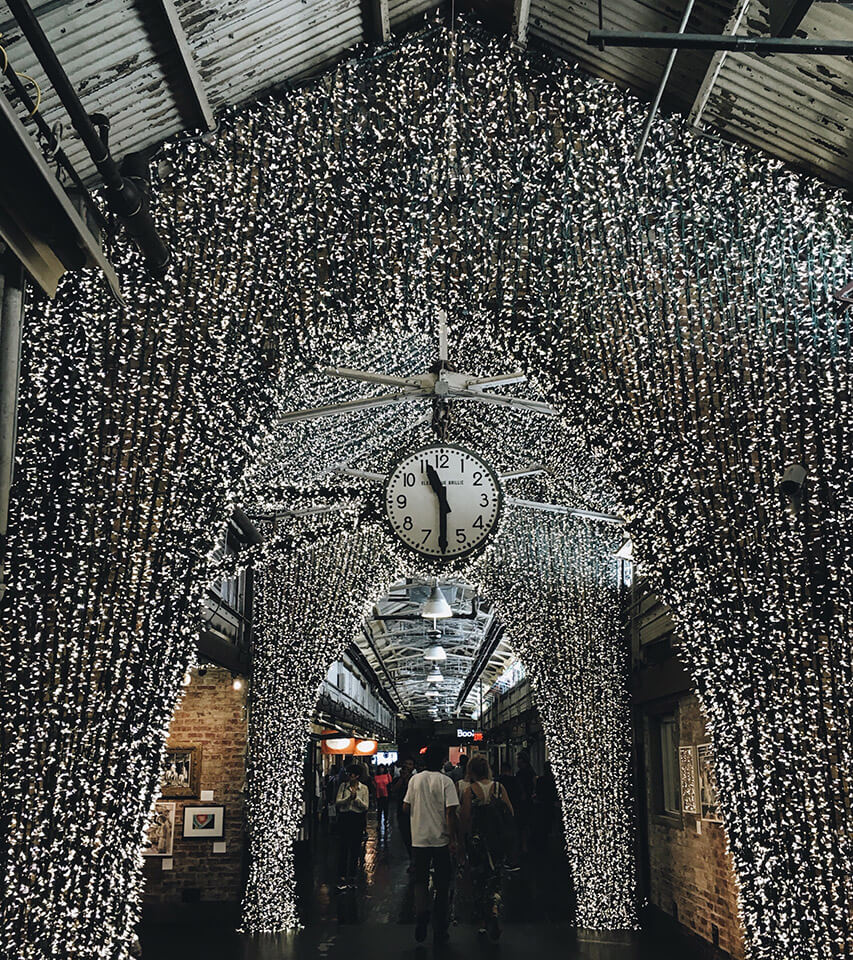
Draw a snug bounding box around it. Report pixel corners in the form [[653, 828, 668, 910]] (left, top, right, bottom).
[[321, 731, 379, 755]]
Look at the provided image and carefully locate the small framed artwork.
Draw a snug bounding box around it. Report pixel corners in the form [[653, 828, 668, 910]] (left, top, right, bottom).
[[183, 804, 226, 840], [161, 745, 202, 799], [143, 802, 176, 856]]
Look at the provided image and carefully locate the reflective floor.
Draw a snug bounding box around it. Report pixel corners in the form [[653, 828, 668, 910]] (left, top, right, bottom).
[[140, 811, 703, 959]]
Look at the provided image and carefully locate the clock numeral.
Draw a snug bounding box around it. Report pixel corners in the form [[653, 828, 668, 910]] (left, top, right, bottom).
[[403, 472, 416, 487], [472, 470, 483, 486], [396, 494, 407, 509], [420, 460, 426, 473], [473, 515, 484, 530], [479, 493, 489, 508], [437, 452, 449, 469], [403, 516, 413, 531], [460, 457, 464, 474], [420, 528, 432, 545], [455, 528, 468, 544]]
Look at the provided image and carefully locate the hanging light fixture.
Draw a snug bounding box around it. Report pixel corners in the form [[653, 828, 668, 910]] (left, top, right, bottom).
[[421, 579, 452, 621], [427, 669, 443, 683], [425, 689, 440, 699], [424, 643, 447, 662]]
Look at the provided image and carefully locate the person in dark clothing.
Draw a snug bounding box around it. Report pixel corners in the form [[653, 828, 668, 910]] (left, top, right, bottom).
[[497, 765, 522, 811], [532, 761, 559, 850], [390, 756, 415, 862], [335, 763, 369, 889], [515, 752, 536, 853]]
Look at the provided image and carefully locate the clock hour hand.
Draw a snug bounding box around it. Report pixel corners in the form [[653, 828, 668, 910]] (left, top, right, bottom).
[[425, 464, 451, 554]]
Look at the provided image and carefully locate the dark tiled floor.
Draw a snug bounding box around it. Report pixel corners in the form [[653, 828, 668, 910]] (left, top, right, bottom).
[[140, 812, 703, 960]]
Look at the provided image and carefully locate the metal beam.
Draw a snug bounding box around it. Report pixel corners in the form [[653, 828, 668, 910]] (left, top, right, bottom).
[[452, 389, 560, 416], [0, 256, 24, 605], [587, 31, 853, 54], [769, 0, 814, 37], [512, 0, 532, 49], [500, 463, 550, 481], [150, 0, 216, 130], [635, 0, 697, 161], [506, 496, 623, 525], [363, 0, 391, 43], [687, 0, 751, 128], [277, 389, 426, 424], [321, 366, 428, 390]]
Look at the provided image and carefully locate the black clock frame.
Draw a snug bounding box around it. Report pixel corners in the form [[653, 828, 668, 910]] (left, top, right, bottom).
[[383, 442, 504, 563]]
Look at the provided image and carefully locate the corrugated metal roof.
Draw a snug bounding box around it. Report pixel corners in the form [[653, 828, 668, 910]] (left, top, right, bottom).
[[389, 0, 439, 28], [0, 0, 191, 179], [699, 0, 853, 184], [177, 0, 366, 107], [0, 0, 850, 190]]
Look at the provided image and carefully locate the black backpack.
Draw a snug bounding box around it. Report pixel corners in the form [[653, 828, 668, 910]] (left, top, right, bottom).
[[471, 782, 514, 861]]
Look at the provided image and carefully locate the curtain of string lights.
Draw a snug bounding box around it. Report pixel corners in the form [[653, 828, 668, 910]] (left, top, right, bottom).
[[240, 520, 397, 931], [0, 16, 849, 960], [240, 512, 635, 933], [0, 113, 286, 957], [251, 25, 851, 959]]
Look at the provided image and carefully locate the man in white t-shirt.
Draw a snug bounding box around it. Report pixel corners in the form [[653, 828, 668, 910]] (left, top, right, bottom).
[[403, 743, 460, 944]]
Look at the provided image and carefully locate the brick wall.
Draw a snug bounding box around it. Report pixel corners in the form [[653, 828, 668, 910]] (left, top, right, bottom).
[[646, 693, 745, 959], [143, 666, 248, 907]]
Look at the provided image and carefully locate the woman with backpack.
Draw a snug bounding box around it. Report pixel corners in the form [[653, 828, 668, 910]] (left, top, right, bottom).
[[459, 754, 515, 941]]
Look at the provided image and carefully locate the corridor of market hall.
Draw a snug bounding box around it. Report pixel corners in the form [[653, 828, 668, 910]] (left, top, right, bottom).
[[136, 575, 741, 960], [5, 1, 851, 958], [141, 804, 700, 960]]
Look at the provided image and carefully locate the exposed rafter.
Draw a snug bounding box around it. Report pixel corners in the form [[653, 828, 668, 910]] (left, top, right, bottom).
[[149, 0, 215, 131], [512, 0, 532, 49], [363, 0, 391, 43]]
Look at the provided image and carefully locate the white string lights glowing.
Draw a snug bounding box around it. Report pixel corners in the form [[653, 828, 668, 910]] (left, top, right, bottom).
[[0, 17, 849, 960], [239, 509, 636, 933]]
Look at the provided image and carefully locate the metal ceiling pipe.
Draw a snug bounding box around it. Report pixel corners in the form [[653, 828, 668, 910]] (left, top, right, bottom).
[[634, 0, 697, 162], [588, 31, 853, 54], [0, 253, 25, 606], [5, 0, 170, 279]]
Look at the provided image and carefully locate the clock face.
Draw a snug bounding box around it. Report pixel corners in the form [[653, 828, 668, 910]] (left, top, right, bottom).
[[384, 444, 503, 560]]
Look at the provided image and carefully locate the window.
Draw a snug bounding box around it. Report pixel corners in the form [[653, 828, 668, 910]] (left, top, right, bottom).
[[649, 711, 681, 818], [659, 715, 680, 815]]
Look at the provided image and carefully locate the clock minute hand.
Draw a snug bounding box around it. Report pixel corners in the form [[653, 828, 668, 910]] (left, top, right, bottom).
[[425, 464, 451, 554]]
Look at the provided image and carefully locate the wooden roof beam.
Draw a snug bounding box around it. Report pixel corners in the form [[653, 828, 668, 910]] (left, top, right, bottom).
[[148, 0, 215, 131]]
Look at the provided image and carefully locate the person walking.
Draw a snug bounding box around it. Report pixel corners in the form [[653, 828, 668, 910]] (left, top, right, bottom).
[[515, 752, 536, 853], [335, 763, 369, 890], [532, 760, 559, 850], [403, 743, 460, 945], [460, 754, 515, 941], [374, 764, 392, 837], [390, 756, 415, 865]]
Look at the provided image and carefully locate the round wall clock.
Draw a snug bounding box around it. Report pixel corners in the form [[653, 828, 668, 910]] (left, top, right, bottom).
[[384, 444, 503, 560]]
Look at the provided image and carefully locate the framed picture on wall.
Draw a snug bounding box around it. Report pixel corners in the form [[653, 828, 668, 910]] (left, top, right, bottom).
[[161, 745, 202, 798], [142, 802, 176, 856], [697, 743, 722, 822], [182, 805, 225, 840]]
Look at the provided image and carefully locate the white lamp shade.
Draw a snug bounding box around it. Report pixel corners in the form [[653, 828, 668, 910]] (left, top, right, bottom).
[[425, 689, 440, 699], [424, 644, 447, 661], [427, 670, 443, 683], [421, 582, 452, 620]]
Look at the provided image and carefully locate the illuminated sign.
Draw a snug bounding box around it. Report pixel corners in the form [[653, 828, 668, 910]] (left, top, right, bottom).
[[457, 729, 484, 740]]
